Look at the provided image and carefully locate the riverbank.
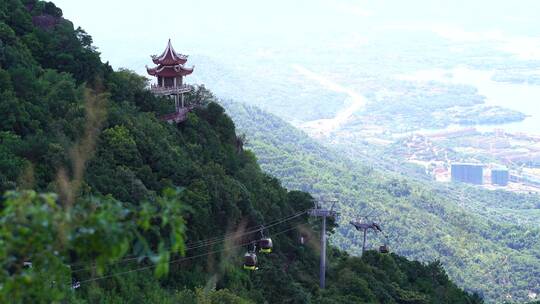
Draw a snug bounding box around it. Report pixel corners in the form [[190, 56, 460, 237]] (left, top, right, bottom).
[[397, 67, 540, 135]]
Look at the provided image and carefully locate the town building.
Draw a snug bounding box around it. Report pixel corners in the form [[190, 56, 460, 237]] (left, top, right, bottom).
[[451, 163, 484, 185], [491, 168, 509, 186]]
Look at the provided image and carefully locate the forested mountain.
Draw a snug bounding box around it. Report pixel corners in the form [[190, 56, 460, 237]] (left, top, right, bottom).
[[0, 0, 483, 303], [222, 100, 540, 303]]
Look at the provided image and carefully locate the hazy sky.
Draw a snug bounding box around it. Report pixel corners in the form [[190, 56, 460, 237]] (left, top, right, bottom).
[[53, 0, 540, 69]]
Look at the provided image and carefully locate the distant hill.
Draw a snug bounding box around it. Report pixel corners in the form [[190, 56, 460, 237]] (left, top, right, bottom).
[[222, 99, 540, 303]]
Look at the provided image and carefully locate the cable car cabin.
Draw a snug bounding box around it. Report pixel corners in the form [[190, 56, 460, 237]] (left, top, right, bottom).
[[258, 237, 273, 253], [379, 245, 389, 254], [243, 252, 258, 270]]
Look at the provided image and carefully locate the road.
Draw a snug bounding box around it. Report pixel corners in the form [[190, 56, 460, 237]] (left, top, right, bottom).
[[292, 64, 368, 137]]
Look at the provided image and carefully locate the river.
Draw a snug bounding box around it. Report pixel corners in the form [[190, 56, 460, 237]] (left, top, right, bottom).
[[296, 65, 540, 138], [293, 64, 368, 137], [398, 67, 540, 135]]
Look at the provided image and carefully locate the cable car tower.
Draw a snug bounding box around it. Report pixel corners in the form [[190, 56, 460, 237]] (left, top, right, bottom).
[[309, 197, 338, 289], [350, 213, 389, 256]]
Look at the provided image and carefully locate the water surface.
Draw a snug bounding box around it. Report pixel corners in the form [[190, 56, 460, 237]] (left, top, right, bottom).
[[399, 67, 540, 135]]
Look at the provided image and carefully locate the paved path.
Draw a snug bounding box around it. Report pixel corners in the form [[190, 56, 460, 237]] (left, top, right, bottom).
[[293, 64, 367, 137]]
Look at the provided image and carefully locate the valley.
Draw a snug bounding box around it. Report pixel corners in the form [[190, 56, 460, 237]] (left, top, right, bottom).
[[289, 62, 540, 195], [222, 100, 540, 302], [181, 31, 540, 303]]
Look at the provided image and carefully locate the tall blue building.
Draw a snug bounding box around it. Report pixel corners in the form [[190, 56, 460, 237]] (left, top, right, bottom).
[[491, 168, 509, 186], [451, 163, 484, 185]]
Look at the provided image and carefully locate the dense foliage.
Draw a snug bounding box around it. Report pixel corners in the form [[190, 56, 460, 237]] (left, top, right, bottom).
[[223, 100, 540, 303], [0, 0, 484, 303]]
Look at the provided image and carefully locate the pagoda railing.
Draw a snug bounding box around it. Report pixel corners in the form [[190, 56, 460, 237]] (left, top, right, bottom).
[[150, 84, 191, 95]]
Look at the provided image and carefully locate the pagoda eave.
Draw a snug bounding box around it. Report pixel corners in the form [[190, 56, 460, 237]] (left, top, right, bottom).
[[146, 65, 194, 77], [152, 56, 187, 65]]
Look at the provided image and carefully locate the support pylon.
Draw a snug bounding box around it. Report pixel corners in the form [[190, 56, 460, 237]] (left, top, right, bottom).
[[309, 200, 338, 289]]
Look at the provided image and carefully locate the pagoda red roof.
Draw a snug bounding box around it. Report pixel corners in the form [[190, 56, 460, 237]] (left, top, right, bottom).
[[147, 39, 194, 78], [146, 64, 194, 77], [151, 39, 188, 65]]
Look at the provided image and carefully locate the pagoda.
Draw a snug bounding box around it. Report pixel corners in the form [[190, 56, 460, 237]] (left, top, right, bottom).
[[147, 39, 194, 123]]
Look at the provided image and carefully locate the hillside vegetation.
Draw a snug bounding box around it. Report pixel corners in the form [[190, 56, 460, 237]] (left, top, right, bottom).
[[222, 100, 540, 303], [0, 0, 483, 303]]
